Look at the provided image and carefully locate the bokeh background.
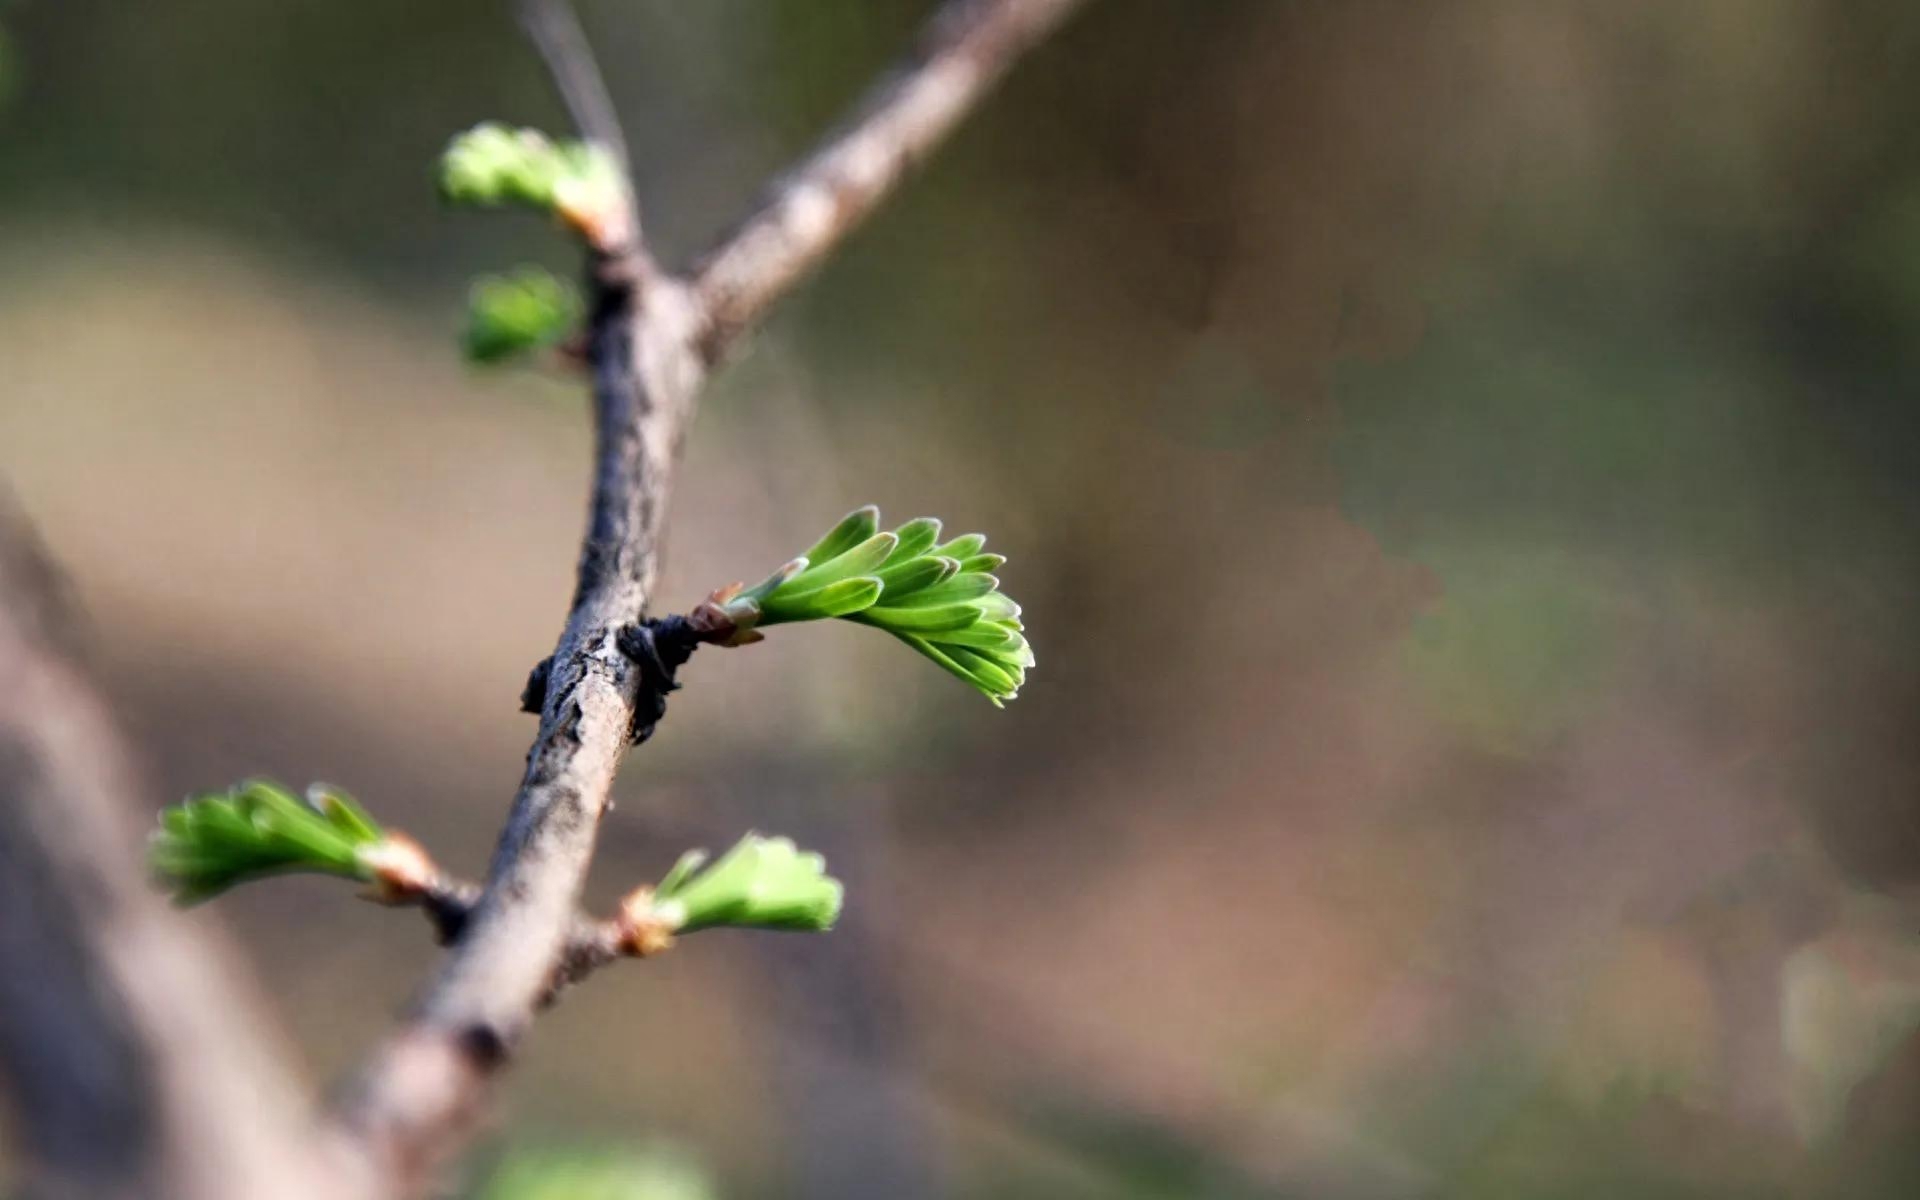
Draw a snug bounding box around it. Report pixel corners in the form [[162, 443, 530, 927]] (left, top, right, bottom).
[[7, 1, 1920, 1196]]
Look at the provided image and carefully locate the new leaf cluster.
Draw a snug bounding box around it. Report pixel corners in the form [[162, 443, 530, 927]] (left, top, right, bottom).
[[719, 506, 1033, 705], [150, 781, 383, 903]]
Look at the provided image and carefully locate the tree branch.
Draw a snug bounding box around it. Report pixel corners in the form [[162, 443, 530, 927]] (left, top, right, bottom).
[[516, 0, 658, 279], [690, 0, 1091, 355], [408, 877, 629, 1006], [516, 0, 629, 173], [330, 251, 708, 1200], [330, 0, 1091, 1190], [0, 498, 345, 1200]]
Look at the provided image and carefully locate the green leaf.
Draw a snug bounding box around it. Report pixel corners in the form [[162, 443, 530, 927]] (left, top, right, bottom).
[[879, 571, 996, 607], [933, 533, 986, 560], [935, 621, 1026, 653], [903, 635, 991, 692], [944, 645, 1020, 698], [782, 532, 898, 592], [905, 638, 1021, 705], [974, 591, 1022, 623], [873, 554, 958, 598], [851, 602, 984, 635], [802, 506, 880, 566], [759, 575, 883, 624], [884, 517, 943, 564], [313, 784, 381, 843]]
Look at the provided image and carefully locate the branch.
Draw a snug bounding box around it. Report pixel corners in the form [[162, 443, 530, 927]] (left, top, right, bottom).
[[330, 240, 707, 1199], [0, 498, 346, 1200], [409, 877, 629, 1004], [516, 0, 629, 173], [331, 0, 1088, 1189], [691, 0, 1092, 354], [515, 0, 657, 279]]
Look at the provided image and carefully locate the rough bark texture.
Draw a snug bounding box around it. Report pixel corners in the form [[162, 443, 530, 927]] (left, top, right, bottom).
[[0, 499, 341, 1200], [330, 267, 708, 1193]]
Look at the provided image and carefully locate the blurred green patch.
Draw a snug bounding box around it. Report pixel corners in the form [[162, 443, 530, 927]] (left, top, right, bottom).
[[1398, 544, 1621, 754], [1848, 177, 1920, 344], [1435, 1084, 1789, 1200], [1327, 284, 1834, 749], [474, 1144, 713, 1200], [0, 25, 14, 111], [1333, 301, 1774, 572], [1154, 337, 1291, 450]]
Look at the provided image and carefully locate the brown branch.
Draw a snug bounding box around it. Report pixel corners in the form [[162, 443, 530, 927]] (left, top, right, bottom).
[[0, 497, 348, 1200], [330, 0, 1092, 1190], [330, 258, 707, 1198], [406, 875, 630, 1005], [690, 0, 1092, 355]]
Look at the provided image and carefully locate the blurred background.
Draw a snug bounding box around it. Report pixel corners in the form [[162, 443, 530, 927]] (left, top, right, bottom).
[[6, 1, 1920, 1196]]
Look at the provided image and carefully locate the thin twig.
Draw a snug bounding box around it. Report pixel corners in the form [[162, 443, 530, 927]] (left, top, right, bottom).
[[516, 0, 630, 172], [691, 0, 1092, 356], [517, 0, 655, 275], [408, 877, 629, 1005], [331, 0, 1093, 1191]]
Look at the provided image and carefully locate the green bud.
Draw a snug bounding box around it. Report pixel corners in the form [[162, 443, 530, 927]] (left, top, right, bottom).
[[440, 123, 556, 207], [649, 834, 843, 934], [438, 123, 625, 238], [462, 267, 581, 364]]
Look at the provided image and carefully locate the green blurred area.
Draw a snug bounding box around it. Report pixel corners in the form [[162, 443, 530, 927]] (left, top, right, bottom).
[[6, 1, 1920, 1197]]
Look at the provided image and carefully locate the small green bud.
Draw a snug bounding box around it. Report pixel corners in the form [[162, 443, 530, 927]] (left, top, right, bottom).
[[439, 123, 627, 245], [462, 267, 581, 364], [714, 507, 1033, 704], [635, 834, 844, 939]]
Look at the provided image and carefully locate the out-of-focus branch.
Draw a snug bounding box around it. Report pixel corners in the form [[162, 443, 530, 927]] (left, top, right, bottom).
[[331, 0, 1089, 1191], [0, 498, 341, 1200], [690, 0, 1091, 355], [515, 0, 657, 280], [516, 0, 629, 174]]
